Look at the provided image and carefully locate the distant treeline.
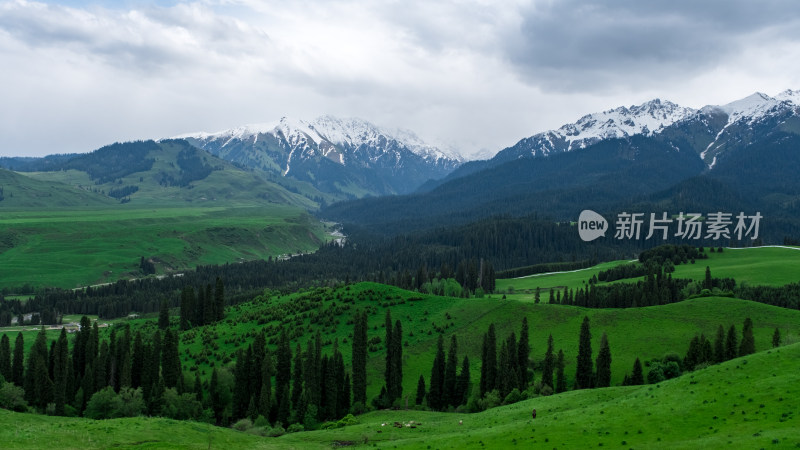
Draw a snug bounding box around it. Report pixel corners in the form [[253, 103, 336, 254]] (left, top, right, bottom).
[[496, 260, 596, 279]]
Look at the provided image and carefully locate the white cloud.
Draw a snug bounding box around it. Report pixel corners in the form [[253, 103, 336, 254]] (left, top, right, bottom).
[[0, 0, 799, 158]]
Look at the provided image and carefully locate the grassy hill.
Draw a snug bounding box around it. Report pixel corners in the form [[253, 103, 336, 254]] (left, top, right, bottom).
[[142, 282, 800, 399], [0, 168, 115, 208], [0, 205, 328, 289], [0, 140, 335, 289], [496, 246, 800, 300], [2, 342, 797, 449]]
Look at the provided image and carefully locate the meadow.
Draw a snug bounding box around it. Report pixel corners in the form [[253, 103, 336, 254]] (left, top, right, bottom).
[[0, 205, 328, 290], [495, 245, 800, 301]]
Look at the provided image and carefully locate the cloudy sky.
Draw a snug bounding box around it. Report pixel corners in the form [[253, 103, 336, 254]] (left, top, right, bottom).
[[2, 0, 800, 158]]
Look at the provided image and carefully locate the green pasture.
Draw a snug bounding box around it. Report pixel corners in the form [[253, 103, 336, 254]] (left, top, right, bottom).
[[0, 205, 328, 289]]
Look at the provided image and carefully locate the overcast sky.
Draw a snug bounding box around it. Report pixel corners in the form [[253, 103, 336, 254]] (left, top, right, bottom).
[[2, 0, 800, 158]]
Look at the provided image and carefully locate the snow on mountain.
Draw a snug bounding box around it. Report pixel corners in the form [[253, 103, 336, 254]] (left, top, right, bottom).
[[557, 99, 696, 148], [175, 116, 463, 165], [172, 116, 463, 197]]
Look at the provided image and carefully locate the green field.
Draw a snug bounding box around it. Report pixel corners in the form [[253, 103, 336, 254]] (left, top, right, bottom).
[[2, 343, 797, 449], [0, 205, 328, 289], [496, 246, 800, 301]]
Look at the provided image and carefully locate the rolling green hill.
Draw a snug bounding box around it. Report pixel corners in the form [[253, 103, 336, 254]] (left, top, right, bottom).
[[496, 245, 800, 300], [0, 168, 115, 208], [155, 283, 800, 399], [2, 342, 797, 449], [0, 140, 336, 289]]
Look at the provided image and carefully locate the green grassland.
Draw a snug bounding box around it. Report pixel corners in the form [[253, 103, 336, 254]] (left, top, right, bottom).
[[496, 246, 800, 301], [2, 343, 797, 449], [0, 205, 328, 289]]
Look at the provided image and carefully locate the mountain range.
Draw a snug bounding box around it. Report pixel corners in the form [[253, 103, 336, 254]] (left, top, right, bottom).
[[175, 116, 463, 200], [323, 90, 800, 238]]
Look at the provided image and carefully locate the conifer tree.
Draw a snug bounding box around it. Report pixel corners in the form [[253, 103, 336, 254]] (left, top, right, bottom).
[[428, 335, 445, 410], [484, 324, 497, 394], [25, 327, 52, 409], [53, 327, 69, 415], [713, 325, 726, 363], [555, 349, 566, 393], [203, 283, 214, 326], [415, 374, 426, 405], [384, 310, 394, 402], [158, 298, 170, 330], [772, 328, 781, 348], [739, 317, 755, 356], [541, 334, 555, 391], [704, 266, 713, 290], [725, 324, 738, 361], [0, 334, 11, 382], [352, 311, 367, 406], [209, 368, 224, 425], [214, 277, 225, 321], [259, 358, 272, 419], [291, 343, 303, 410], [275, 329, 292, 415], [179, 287, 193, 330], [131, 331, 144, 389], [12, 332, 24, 386], [193, 372, 203, 404], [392, 319, 403, 403], [575, 316, 593, 390], [631, 357, 644, 385], [443, 335, 458, 407], [595, 332, 612, 388], [517, 317, 530, 389], [161, 329, 181, 389]]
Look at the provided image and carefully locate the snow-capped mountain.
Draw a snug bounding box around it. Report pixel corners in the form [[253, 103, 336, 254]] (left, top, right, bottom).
[[492, 99, 696, 164], [174, 116, 463, 198], [695, 90, 800, 167]]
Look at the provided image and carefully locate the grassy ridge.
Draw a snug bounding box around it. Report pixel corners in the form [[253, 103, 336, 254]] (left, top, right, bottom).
[[496, 246, 800, 300], [0, 206, 327, 289], [2, 343, 797, 449]]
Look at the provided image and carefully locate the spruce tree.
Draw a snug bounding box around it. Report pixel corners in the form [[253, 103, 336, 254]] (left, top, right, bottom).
[[725, 324, 738, 361], [275, 329, 292, 415], [193, 372, 203, 404], [428, 335, 445, 410], [443, 335, 458, 407], [384, 310, 394, 403], [739, 317, 755, 356], [291, 343, 303, 410], [214, 277, 225, 322], [479, 332, 488, 396], [713, 325, 726, 363], [25, 327, 52, 409], [772, 328, 781, 348], [555, 349, 566, 393], [631, 357, 644, 385], [541, 334, 555, 391], [517, 317, 530, 390], [158, 298, 170, 330], [161, 329, 181, 389], [352, 310, 368, 406], [575, 316, 593, 390], [203, 283, 214, 326], [53, 327, 69, 415], [704, 266, 712, 290], [12, 332, 24, 386], [415, 374, 426, 405], [0, 334, 10, 382], [131, 331, 144, 389], [595, 332, 612, 388], [392, 319, 403, 403], [209, 368, 224, 425], [259, 358, 272, 419], [485, 324, 497, 394], [179, 287, 193, 330]]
